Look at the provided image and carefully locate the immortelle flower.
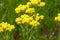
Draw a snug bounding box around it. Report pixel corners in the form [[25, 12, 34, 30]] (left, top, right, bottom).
[[55, 13, 60, 21], [25, 8, 35, 14], [26, 2, 32, 8], [6, 24, 15, 31], [0, 27, 3, 32], [58, 13, 60, 16], [40, 15, 44, 19], [37, 2, 45, 7], [1, 22, 8, 29], [0, 22, 15, 32], [15, 14, 34, 24], [21, 14, 32, 24], [15, 17, 22, 24], [35, 13, 40, 21], [55, 17, 58, 21], [15, 4, 27, 13], [30, 0, 41, 5], [29, 20, 40, 27]]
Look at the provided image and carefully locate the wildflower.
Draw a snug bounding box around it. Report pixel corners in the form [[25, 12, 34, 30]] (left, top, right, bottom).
[[30, 0, 41, 5], [1, 22, 8, 29], [21, 14, 29, 18], [57, 17, 60, 21], [29, 17, 33, 21], [15, 17, 22, 24], [22, 17, 30, 24], [0, 22, 15, 32], [40, 15, 44, 19], [55, 17, 58, 21], [25, 8, 35, 14], [21, 14, 30, 24], [6, 25, 15, 31], [15, 4, 27, 13], [29, 20, 40, 27], [26, 2, 32, 8], [0, 27, 3, 32], [37, 2, 45, 7], [58, 13, 60, 16], [55, 13, 60, 21], [15, 7, 21, 13], [35, 13, 40, 21]]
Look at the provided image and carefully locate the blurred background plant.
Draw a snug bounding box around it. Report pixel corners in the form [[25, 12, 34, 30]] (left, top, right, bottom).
[[0, 0, 60, 40]]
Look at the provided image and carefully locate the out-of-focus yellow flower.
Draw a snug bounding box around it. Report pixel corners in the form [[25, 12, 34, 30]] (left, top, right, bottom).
[[0, 27, 3, 32], [15, 17, 22, 24], [15, 7, 21, 13], [55, 13, 60, 21], [35, 13, 40, 21], [25, 8, 35, 13], [29, 17, 33, 21], [26, 2, 32, 8], [19, 4, 27, 11], [15, 4, 27, 13], [58, 13, 60, 16], [29, 20, 40, 27], [55, 17, 58, 21], [22, 17, 30, 24], [57, 17, 60, 21], [30, 0, 41, 5], [21, 14, 29, 18], [6, 25, 15, 31], [21, 14, 30, 24], [0, 22, 15, 32], [1, 22, 8, 29], [38, 2, 45, 7], [40, 15, 44, 19]]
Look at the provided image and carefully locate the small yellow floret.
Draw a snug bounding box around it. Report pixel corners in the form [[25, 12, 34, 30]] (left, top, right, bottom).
[[25, 8, 35, 13], [38, 2, 45, 7]]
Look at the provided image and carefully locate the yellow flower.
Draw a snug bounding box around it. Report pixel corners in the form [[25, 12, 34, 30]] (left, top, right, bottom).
[[21, 14, 29, 18], [22, 18, 30, 24], [26, 2, 32, 8], [55, 13, 60, 21], [40, 15, 44, 19], [18, 4, 27, 10], [15, 7, 21, 13], [6, 25, 15, 31], [35, 13, 40, 21], [58, 13, 60, 16], [0, 22, 15, 32], [55, 17, 58, 21], [21, 14, 30, 24], [1, 22, 8, 29], [38, 2, 45, 7], [29, 17, 33, 21], [0, 27, 3, 32], [29, 20, 40, 27], [30, 0, 41, 5], [25, 8, 35, 13], [15, 4, 27, 13], [15, 17, 22, 24], [57, 17, 60, 21]]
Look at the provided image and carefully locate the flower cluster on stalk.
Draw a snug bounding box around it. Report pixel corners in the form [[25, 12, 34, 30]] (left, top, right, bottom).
[[0, 22, 15, 33], [15, 0, 45, 27], [55, 13, 60, 21]]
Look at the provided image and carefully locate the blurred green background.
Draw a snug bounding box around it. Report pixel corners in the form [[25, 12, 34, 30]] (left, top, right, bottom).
[[0, 0, 60, 40]]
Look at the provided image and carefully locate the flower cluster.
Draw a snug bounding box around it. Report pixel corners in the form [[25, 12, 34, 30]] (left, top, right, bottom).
[[15, 0, 45, 14], [55, 13, 60, 21], [15, 14, 44, 27], [0, 22, 15, 32], [15, 0, 45, 27], [30, 0, 45, 7]]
